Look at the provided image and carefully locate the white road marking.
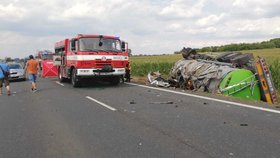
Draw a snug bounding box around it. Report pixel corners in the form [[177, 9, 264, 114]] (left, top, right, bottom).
[[126, 83, 280, 114], [55, 81, 64, 86], [86, 96, 117, 111]]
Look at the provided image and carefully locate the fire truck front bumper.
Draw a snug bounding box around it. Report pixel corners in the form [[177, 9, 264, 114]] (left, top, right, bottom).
[[77, 68, 126, 76]]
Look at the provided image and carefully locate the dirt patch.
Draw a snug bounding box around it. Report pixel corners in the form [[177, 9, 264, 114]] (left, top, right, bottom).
[[131, 76, 147, 85]]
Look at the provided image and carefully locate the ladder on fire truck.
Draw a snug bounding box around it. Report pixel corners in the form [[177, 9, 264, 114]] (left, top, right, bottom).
[[255, 57, 277, 104]]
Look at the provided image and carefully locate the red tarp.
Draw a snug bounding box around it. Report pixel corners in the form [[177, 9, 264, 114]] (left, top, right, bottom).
[[41, 60, 58, 78]]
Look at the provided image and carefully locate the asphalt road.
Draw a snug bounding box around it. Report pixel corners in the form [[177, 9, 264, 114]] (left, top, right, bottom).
[[0, 78, 280, 158]]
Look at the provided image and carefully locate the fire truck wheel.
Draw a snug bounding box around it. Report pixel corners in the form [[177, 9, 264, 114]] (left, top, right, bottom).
[[71, 68, 80, 87], [58, 67, 66, 82]]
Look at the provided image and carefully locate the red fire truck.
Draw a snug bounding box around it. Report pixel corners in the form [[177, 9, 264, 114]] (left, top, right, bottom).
[[54, 34, 129, 87]]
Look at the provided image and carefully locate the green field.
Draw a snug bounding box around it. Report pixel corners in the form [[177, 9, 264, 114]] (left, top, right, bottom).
[[130, 48, 280, 98], [130, 54, 181, 78], [240, 48, 280, 59], [130, 54, 182, 64]]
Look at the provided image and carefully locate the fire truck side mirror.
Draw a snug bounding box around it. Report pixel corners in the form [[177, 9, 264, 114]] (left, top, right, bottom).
[[99, 41, 103, 47], [71, 39, 76, 51], [121, 41, 126, 52]]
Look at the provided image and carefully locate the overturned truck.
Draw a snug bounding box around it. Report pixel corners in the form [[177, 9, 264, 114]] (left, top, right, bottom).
[[150, 47, 277, 104]]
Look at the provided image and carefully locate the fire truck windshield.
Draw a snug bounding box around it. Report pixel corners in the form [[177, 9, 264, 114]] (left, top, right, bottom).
[[41, 54, 54, 60], [79, 38, 122, 52]]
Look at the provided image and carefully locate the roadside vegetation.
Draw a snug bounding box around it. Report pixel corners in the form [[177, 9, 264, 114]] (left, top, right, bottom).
[[241, 48, 280, 92], [130, 54, 181, 78]]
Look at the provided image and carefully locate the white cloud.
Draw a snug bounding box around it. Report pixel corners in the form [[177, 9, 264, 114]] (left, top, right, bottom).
[[254, 7, 265, 16], [237, 24, 260, 32], [232, 0, 245, 7], [0, 31, 64, 58], [184, 27, 217, 34], [232, 0, 280, 17], [224, 17, 280, 36], [233, 0, 280, 7], [49, 2, 105, 20], [49, 0, 130, 21], [159, 0, 205, 19], [0, 4, 27, 21], [275, 27, 280, 34], [165, 23, 182, 32], [196, 14, 225, 26]]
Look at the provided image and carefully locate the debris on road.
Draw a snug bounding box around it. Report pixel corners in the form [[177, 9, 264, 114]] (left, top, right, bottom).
[[147, 71, 170, 87], [149, 101, 174, 104], [129, 100, 136, 104]]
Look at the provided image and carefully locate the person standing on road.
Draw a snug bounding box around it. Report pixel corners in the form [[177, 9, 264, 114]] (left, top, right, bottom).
[[25, 55, 40, 92], [0, 62, 11, 96], [124, 62, 131, 82]]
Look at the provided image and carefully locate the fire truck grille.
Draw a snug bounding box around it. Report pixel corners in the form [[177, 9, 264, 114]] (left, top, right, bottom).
[[95, 60, 112, 68]]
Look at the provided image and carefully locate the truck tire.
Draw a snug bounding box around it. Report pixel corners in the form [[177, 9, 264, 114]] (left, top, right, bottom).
[[58, 67, 66, 82], [71, 68, 80, 87], [110, 76, 120, 86]]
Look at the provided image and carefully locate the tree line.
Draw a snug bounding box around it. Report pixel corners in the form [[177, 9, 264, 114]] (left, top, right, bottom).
[[135, 38, 279, 55], [195, 38, 280, 52]]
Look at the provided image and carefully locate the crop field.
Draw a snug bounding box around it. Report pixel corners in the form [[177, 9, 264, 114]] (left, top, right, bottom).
[[130, 54, 181, 78], [240, 48, 280, 59], [130, 48, 280, 99]]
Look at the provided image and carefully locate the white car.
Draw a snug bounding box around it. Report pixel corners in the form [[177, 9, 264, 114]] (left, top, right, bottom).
[[8, 63, 26, 81]]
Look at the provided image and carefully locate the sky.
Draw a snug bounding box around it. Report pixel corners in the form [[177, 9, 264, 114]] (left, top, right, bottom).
[[0, 0, 280, 58]]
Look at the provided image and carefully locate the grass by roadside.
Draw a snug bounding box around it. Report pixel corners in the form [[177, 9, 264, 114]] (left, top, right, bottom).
[[240, 48, 280, 59]]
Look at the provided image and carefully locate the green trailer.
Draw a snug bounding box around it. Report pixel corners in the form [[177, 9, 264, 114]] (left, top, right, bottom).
[[219, 69, 261, 101]]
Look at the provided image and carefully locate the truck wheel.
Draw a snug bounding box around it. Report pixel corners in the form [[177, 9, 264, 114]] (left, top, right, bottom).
[[71, 68, 80, 87], [58, 67, 66, 82], [110, 76, 120, 86]]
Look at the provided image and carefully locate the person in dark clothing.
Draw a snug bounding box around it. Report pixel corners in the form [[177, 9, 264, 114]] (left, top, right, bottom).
[[124, 63, 131, 82]]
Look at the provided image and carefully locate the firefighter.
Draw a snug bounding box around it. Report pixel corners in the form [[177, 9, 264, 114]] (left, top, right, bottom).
[[124, 63, 131, 82]]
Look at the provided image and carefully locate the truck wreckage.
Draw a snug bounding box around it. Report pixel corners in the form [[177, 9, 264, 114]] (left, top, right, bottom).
[[147, 47, 277, 104]]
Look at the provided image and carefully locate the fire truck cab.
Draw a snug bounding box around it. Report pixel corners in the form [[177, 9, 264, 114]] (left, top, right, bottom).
[[54, 34, 129, 87]]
